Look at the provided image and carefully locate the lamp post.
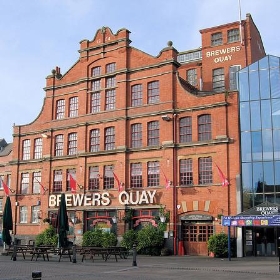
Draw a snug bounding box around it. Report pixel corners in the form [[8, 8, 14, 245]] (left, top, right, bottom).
[[71, 212, 78, 263]]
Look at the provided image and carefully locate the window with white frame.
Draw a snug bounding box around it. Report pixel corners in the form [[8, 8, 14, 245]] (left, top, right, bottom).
[[106, 76, 116, 88], [56, 99, 65, 119], [148, 121, 159, 146], [198, 114, 212, 141], [179, 159, 193, 185], [148, 81, 159, 104], [147, 161, 160, 187], [130, 163, 143, 188], [106, 63, 116, 74], [91, 92, 101, 113], [187, 69, 197, 86], [105, 89, 116, 110], [211, 32, 222, 46], [69, 96, 78, 117], [68, 133, 77, 155], [21, 173, 29, 194], [131, 123, 142, 148], [92, 66, 101, 77], [90, 129, 100, 152], [179, 117, 192, 143], [131, 84, 143, 107], [198, 157, 212, 185], [53, 170, 62, 193], [103, 165, 114, 189], [22, 139, 31, 160], [32, 205, 41, 223], [88, 166, 100, 190], [55, 134, 64, 156], [33, 172, 41, 194], [92, 79, 101, 91], [20, 206, 28, 223], [105, 127, 115, 150], [212, 68, 225, 92], [34, 138, 42, 159], [227, 28, 240, 43]]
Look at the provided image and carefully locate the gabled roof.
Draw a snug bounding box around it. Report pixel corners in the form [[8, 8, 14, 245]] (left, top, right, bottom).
[[237, 201, 280, 216]]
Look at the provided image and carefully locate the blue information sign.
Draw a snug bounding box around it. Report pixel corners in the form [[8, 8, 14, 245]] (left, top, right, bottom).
[[222, 215, 280, 227]]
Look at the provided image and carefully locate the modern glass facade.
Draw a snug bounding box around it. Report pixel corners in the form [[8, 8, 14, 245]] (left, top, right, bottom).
[[238, 55, 280, 211]]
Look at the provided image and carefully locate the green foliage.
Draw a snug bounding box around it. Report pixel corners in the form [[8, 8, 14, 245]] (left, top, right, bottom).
[[82, 228, 117, 247], [136, 224, 164, 256], [120, 229, 137, 249], [35, 225, 58, 246], [207, 233, 236, 258]]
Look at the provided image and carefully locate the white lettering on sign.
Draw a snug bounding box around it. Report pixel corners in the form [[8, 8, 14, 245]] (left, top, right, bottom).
[[206, 46, 241, 63], [256, 206, 278, 216], [49, 190, 157, 207], [118, 190, 156, 205]]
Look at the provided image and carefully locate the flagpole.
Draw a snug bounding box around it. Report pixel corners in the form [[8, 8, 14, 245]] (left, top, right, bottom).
[[238, 0, 243, 44]]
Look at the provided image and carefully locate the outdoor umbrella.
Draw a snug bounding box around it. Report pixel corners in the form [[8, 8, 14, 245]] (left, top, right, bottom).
[[56, 193, 69, 248], [2, 196, 13, 246]]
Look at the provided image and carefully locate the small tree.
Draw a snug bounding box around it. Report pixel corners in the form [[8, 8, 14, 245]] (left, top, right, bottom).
[[35, 225, 58, 246], [82, 228, 117, 247], [120, 229, 137, 249]]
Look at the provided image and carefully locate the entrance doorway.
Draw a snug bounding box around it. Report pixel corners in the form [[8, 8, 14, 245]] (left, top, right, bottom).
[[245, 227, 277, 256], [182, 223, 213, 255]]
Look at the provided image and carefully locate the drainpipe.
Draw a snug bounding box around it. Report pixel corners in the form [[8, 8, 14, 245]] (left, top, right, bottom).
[[173, 113, 178, 255]]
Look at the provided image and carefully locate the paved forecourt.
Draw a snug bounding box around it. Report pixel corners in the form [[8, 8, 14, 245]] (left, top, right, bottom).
[[0, 253, 279, 280]]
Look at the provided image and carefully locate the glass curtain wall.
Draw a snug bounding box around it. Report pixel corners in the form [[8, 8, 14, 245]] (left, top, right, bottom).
[[238, 55, 280, 210]]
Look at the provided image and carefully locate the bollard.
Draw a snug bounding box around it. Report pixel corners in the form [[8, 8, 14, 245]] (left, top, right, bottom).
[[32, 271, 42, 280], [132, 243, 137, 266], [12, 238, 17, 261], [72, 244, 77, 263]]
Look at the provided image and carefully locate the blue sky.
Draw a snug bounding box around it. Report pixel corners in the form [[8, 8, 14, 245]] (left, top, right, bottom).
[[1, 0, 279, 143]]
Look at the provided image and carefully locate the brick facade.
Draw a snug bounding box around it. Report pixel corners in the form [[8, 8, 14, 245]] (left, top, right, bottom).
[[0, 13, 266, 255]]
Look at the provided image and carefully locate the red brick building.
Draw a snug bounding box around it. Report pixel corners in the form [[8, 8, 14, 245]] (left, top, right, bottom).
[[0, 13, 265, 256]]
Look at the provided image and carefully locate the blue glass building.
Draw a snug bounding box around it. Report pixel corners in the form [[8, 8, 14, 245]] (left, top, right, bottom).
[[238, 55, 280, 256]]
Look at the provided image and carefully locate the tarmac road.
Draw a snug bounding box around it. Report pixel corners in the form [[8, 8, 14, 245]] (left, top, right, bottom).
[[0, 252, 279, 280]]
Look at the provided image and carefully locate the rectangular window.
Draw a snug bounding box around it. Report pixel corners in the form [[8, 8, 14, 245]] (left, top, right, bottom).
[[68, 133, 77, 155], [105, 127, 115, 150], [90, 129, 100, 152], [199, 157, 212, 184], [56, 99, 65, 119], [0, 198, 2, 213], [106, 77, 116, 88], [147, 161, 160, 187], [55, 135, 64, 156], [198, 114, 212, 141], [148, 121, 159, 146], [179, 117, 192, 142], [105, 89, 116, 110], [92, 66, 101, 77], [211, 32, 222, 46], [180, 159, 193, 185], [131, 163, 143, 188], [131, 84, 143, 107], [89, 166, 100, 190], [92, 79, 101, 91], [213, 68, 225, 92], [91, 92, 101, 113], [148, 81, 159, 104], [103, 165, 114, 189], [69, 96, 78, 117], [22, 139, 31, 160], [33, 172, 41, 194], [20, 206, 28, 223], [187, 69, 197, 86], [131, 123, 142, 148], [34, 138, 42, 159], [21, 173, 29, 194], [227, 28, 240, 43], [229, 65, 241, 90], [32, 205, 40, 223], [53, 170, 62, 193], [106, 63, 116, 74], [67, 169, 76, 192]]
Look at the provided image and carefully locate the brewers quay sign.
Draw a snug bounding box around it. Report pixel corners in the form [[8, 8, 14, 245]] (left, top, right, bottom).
[[49, 190, 157, 207]]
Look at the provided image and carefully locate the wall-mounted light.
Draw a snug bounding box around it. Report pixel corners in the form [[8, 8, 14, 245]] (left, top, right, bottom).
[[41, 133, 50, 138], [161, 115, 171, 121], [159, 215, 166, 223]]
